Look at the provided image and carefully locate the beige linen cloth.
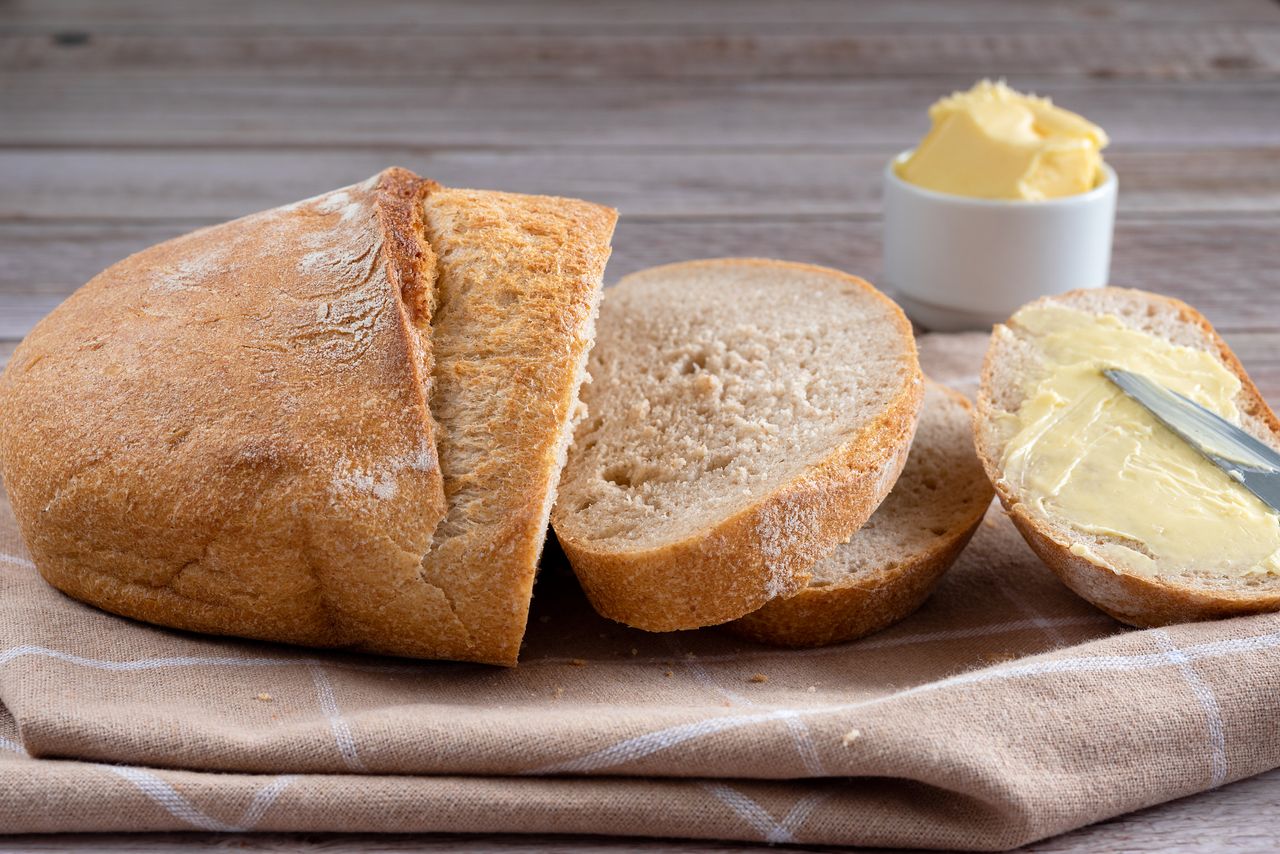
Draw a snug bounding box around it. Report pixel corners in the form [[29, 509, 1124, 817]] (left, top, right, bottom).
[[3, 334, 1280, 850]]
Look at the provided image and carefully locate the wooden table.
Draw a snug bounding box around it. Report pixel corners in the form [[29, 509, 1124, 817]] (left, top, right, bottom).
[[2, 0, 1279, 850]]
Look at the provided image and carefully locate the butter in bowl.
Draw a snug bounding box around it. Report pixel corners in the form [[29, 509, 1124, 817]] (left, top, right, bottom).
[[883, 80, 1117, 331]]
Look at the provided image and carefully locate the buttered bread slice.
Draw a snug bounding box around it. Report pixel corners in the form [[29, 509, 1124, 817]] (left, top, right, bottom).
[[552, 259, 923, 631], [976, 287, 1280, 626]]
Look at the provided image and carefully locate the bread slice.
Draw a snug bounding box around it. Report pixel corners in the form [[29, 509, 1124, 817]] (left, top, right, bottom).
[[551, 259, 923, 631], [416, 187, 616, 663], [729, 381, 992, 647], [975, 287, 1280, 627], [0, 168, 615, 665]]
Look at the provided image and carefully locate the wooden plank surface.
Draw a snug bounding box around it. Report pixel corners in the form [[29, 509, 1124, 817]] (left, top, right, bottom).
[[2, 0, 1279, 850], [4, 148, 1279, 220], [5, 29, 1279, 80], [5, 77, 1279, 148], [8, 0, 1280, 32]]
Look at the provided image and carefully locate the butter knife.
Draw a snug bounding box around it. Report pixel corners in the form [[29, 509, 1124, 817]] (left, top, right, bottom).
[[1103, 368, 1280, 513]]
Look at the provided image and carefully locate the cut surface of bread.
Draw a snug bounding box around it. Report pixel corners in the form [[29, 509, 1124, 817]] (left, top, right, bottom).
[[975, 287, 1280, 627], [552, 258, 923, 631], [729, 381, 993, 647], [0, 168, 616, 665]]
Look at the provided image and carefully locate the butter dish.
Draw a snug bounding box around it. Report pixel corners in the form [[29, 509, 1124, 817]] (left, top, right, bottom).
[[883, 154, 1116, 331], [883, 80, 1117, 331]]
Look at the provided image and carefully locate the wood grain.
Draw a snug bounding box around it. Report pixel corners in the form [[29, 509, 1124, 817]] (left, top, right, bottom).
[[5, 29, 1278, 81], [4, 77, 1279, 149], [3, 148, 1279, 221], [7, 0, 1280, 33]]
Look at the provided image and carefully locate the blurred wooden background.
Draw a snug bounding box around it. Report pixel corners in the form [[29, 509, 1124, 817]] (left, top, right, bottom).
[[2, 0, 1279, 851]]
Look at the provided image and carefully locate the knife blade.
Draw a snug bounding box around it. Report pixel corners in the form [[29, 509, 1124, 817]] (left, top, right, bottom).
[[1103, 368, 1280, 514]]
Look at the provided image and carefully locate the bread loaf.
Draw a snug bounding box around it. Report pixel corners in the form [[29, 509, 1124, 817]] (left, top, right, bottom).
[[0, 168, 616, 664]]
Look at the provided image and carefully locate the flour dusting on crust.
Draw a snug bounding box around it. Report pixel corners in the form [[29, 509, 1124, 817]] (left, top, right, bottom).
[[756, 495, 821, 598], [330, 440, 437, 505], [146, 242, 234, 296]]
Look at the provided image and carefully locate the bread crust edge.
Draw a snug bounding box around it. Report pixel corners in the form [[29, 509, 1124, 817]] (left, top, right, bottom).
[[726, 384, 992, 647]]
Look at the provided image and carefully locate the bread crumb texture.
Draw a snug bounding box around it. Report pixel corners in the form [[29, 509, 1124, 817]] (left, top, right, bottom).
[[553, 259, 922, 631], [559, 260, 917, 550]]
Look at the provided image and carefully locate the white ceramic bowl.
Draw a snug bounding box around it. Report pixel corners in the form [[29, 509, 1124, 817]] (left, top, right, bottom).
[[882, 151, 1117, 331]]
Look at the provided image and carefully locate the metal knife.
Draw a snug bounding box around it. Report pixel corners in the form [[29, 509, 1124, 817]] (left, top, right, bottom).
[[1103, 368, 1280, 513]]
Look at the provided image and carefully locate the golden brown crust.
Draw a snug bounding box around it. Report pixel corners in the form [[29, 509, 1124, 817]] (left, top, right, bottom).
[[413, 188, 617, 664], [0, 168, 449, 653], [553, 260, 924, 632], [975, 287, 1280, 628], [0, 168, 617, 665], [1005, 506, 1280, 626], [727, 385, 992, 648], [728, 526, 978, 647]]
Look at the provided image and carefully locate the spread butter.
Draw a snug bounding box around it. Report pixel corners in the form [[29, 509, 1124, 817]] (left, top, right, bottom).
[[998, 304, 1280, 577]]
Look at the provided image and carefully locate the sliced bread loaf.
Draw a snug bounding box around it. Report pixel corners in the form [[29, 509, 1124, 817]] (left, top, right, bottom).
[[551, 259, 923, 631], [975, 287, 1280, 627], [729, 381, 992, 647], [0, 168, 616, 665]]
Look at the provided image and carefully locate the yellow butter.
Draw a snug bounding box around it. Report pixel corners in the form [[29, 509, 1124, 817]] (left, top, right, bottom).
[[897, 80, 1109, 201], [998, 304, 1280, 578]]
